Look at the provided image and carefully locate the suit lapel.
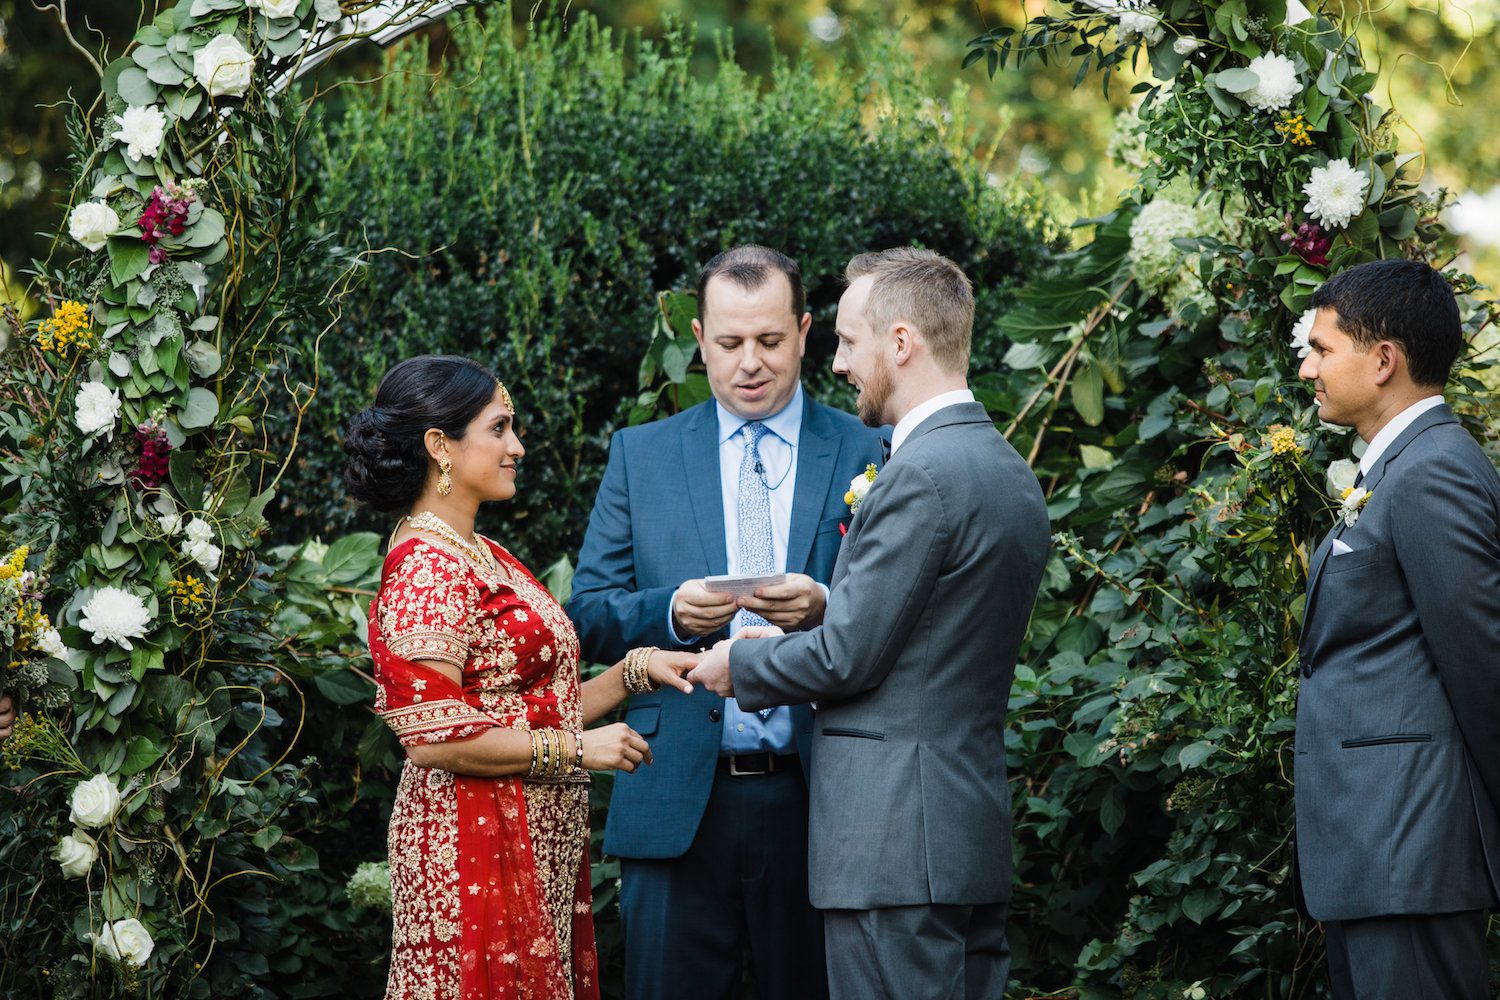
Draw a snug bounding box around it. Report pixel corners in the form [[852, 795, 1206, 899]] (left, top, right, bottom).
[[786, 398, 837, 576], [1301, 403, 1458, 640], [680, 404, 728, 576]]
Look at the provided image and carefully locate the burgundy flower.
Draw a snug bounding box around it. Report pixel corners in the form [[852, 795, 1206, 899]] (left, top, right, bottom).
[[1280, 220, 1332, 267], [130, 422, 172, 490]]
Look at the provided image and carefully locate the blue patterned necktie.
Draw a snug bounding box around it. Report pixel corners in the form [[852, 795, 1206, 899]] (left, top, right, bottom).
[[736, 422, 775, 719]]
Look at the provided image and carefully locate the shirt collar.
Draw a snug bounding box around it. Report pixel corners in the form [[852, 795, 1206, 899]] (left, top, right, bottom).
[[1358, 394, 1444, 474], [890, 388, 975, 457], [715, 383, 805, 447]]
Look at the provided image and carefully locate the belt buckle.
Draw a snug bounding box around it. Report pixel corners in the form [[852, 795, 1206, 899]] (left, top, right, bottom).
[[728, 753, 772, 776]]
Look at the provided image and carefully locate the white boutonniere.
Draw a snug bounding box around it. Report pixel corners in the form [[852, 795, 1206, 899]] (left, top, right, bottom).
[[844, 464, 878, 515], [1338, 485, 1371, 527]]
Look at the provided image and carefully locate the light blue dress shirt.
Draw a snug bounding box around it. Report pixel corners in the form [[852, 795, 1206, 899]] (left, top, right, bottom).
[[667, 385, 809, 754]]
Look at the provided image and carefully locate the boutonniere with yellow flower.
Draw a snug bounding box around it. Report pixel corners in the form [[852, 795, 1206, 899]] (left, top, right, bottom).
[[845, 464, 878, 515], [1338, 485, 1371, 527]]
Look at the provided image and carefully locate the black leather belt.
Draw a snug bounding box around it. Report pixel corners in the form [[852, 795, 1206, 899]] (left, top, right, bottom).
[[717, 752, 798, 776]]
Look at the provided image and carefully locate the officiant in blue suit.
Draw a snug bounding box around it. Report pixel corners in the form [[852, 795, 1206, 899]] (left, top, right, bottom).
[[1295, 259, 1500, 999], [566, 245, 883, 1000]]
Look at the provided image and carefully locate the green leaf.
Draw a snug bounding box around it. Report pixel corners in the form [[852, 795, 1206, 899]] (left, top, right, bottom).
[[1003, 340, 1050, 370], [1071, 363, 1105, 426], [180, 208, 226, 249], [312, 669, 374, 706], [1178, 740, 1216, 768], [120, 736, 165, 776], [185, 340, 222, 376], [1183, 889, 1219, 924], [1079, 444, 1115, 469], [1214, 68, 1260, 94], [170, 449, 205, 508], [109, 238, 152, 286], [321, 532, 382, 585], [116, 67, 160, 106], [178, 386, 219, 429]]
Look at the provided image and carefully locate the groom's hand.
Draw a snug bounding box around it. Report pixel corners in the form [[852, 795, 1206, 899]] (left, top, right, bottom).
[[672, 580, 739, 638], [737, 573, 826, 629], [687, 639, 736, 697]]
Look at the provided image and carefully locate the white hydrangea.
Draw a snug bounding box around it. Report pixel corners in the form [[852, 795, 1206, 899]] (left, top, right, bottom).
[[1303, 158, 1369, 229], [193, 34, 255, 99], [1129, 197, 1209, 294], [1244, 52, 1301, 111], [1117, 5, 1165, 45], [68, 201, 120, 253], [110, 105, 166, 162], [1107, 106, 1152, 171], [1290, 307, 1317, 358], [78, 586, 153, 650], [74, 382, 121, 437]]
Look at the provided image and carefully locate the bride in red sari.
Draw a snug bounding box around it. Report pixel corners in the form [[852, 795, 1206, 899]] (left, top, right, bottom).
[[344, 356, 698, 1000]]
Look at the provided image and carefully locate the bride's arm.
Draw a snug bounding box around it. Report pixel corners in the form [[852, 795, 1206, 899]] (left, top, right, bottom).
[[578, 650, 699, 726]]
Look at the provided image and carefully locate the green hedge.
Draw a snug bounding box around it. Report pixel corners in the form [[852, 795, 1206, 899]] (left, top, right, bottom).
[[280, 12, 1057, 571]]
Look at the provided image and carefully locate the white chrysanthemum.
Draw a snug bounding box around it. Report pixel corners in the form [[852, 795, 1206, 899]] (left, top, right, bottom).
[[74, 382, 121, 437], [1326, 459, 1359, 497], [93, 918, 155, 966], [1244, 52, 1301, 111], [193, 34, 255, 99], [110, 105, 166, 162], [1290, 307, 1317, 358], [1117, 6, 1165, 45], [37, 626, 67, 659], [1303, 158, 1369, 229], [247, 0, 300, 17], [68, 201, 120, 253], [1173, 36, 1204, 56], [78, 586, 152, 650]]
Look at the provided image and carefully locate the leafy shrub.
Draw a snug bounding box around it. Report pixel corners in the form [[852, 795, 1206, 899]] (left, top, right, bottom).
[[282, 12, 1058, 571]]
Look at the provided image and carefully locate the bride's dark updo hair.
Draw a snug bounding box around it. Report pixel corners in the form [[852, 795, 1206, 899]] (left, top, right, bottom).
[[343, 355, 502, 512]]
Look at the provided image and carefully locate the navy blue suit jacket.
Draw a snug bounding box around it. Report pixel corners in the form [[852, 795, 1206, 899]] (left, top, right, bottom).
[[566, 393, 883, 859]]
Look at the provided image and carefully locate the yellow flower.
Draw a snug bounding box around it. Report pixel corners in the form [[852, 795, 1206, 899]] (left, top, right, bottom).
[[35, 300, 94, 355], [0, 545, 27, 581], [1268, 426, 1300, 456], [1273, 111, 1314, 147]]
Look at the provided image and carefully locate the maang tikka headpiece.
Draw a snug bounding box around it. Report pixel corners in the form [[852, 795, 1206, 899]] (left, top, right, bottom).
[[496, 380, 514, 413]]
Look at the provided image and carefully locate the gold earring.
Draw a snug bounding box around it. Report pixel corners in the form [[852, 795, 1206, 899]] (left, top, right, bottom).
[[437, 458, 453, 496]]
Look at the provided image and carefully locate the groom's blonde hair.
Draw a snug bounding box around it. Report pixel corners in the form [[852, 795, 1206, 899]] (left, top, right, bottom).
[[845, 248, 973, 375]]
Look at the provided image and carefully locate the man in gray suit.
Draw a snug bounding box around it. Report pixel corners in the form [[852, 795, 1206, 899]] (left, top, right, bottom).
[[689, 247, 1050, 999], [1295, 258, 1500, 998]]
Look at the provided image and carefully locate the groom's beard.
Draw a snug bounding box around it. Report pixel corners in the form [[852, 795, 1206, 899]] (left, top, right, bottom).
[[857, 355, 894, 428]]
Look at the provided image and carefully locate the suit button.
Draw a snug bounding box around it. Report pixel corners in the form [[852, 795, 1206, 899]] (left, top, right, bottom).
[[708, 709, 722, 723]]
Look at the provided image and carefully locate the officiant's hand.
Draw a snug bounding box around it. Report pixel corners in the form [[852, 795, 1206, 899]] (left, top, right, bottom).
[[687, 639, 735, 697], [0, 693, 15, 742], [672, 580, 739, 637], [736, 573, 826, 629]]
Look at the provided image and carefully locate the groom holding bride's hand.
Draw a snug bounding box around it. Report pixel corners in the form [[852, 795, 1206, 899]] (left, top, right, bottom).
[[691, 248, 1051, 1000]]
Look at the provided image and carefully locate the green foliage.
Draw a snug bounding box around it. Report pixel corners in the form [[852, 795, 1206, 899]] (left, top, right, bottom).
[[965, 2, 1500, 996], [283, 11, 1058, 569]]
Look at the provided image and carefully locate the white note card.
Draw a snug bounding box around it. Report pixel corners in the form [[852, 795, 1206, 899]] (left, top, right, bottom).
[[702, 573, 786, 597]]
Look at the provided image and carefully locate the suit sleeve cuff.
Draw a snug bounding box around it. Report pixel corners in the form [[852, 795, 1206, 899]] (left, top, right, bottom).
[[665, 585, 698, 646]]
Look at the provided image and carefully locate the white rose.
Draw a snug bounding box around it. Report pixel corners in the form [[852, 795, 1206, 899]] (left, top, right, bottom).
[[74, 381, 122, 437], [1117, 6, 1166, 45], [183, 517, 215, 546], [1173, 37, 1203, 55], [158, 512, 185, 536], [248, 0, 301, 16], [314, 0, 342, 21], [184, 539, 222, 574], [69, 201, 120, 253], [110, 105, 166, 162], [847, 473, 873, 505], [37, 626, 67, 660], [193, 34, 256, 99], [1326, 459, 1359, 497], [52, 830, 99, 878], [70, 774, 122, 829], [78, 586, 153, 650], [93, 918, 155, 967]]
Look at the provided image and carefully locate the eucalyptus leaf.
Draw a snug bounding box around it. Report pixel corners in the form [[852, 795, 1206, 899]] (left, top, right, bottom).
[[116, 67, 160, 106], [185, 340, 222, 376], [177, 386, 220, 430]]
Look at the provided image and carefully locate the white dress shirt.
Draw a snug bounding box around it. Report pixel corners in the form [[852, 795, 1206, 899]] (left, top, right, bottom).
[[1359, 395, 1444, 477], [889, 388, 976, 457]]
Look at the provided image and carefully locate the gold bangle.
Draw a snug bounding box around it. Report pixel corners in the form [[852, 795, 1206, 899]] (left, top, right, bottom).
[[573, 730, 584, 772], [624, 646, 660, 695]]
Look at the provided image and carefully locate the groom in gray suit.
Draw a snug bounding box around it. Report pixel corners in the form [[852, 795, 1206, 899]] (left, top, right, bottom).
[[690, 247, 1050, 999], [1295, 259, 1500, 998]]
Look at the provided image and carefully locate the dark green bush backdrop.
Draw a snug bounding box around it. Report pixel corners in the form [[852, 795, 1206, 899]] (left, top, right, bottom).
[[279, 14, 1057, 571]]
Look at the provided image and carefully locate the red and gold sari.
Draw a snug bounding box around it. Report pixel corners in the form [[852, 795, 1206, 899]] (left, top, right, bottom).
[[369, 536, 599, 1000]]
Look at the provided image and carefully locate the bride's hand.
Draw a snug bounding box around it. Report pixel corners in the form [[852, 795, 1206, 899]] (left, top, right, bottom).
[[581, 722, 652, 773], [649, 650, 699, 694]]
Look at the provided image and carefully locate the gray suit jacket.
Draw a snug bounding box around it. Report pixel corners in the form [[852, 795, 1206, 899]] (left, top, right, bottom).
[[729, 402, 1050, 910], [1296, 403, 1500, 921]]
